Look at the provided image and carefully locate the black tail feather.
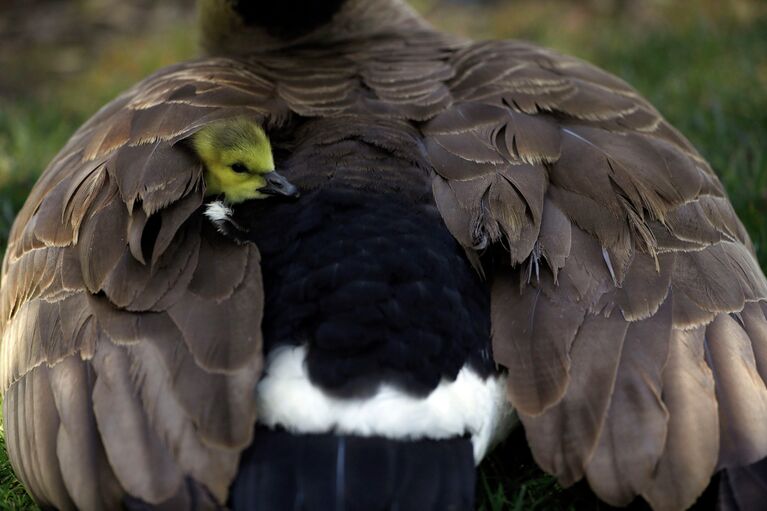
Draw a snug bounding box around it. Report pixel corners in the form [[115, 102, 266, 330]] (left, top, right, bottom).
[[717, 456, 767, 511], [229, 426, 476, 511]]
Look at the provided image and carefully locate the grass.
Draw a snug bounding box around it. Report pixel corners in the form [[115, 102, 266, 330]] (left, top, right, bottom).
[[1, 0, 766, 509]]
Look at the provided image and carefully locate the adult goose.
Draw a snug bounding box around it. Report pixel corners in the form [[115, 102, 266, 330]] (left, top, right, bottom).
[[2, 0, 766, 509]]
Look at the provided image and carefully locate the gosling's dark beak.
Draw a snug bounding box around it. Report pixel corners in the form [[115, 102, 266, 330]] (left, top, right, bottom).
[[262, 171, 300, 199]]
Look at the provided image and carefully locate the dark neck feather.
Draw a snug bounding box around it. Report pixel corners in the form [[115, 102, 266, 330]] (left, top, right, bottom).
[[199, 0, 436, 55], [229, 0, 348, 38]]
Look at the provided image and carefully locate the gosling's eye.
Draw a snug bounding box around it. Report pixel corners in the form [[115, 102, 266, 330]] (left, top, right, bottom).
[[231, 163, 249, 174]]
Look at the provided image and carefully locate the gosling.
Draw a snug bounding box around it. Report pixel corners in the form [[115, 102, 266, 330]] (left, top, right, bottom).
[[192, 117, 299, 235]]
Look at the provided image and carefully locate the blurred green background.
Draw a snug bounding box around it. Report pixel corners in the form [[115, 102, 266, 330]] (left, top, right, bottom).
[[1, 0, 766, 509]]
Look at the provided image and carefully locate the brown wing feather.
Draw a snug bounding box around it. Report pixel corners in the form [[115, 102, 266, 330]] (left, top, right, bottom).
[[643, 325, 719, 511], [584, 300, 672, 506], [49, 356, 124, 510], [3, 366, 75, 511], [428, 39, 767, 510], [0, 58, 280, 506], [522, 308, 629, 486], [707, 313, 767, 469]]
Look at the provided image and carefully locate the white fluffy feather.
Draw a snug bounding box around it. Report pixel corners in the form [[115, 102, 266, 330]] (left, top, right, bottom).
[[204, 200, 233, 225]]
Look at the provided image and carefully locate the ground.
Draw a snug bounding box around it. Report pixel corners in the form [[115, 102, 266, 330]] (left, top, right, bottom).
[[1, 0, 766, 509]]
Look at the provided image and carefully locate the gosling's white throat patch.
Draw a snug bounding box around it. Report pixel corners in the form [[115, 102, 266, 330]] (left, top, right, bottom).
[[205, 200, 248, 238], [255, 345, 516, 463], [204, 200, 233, 230]]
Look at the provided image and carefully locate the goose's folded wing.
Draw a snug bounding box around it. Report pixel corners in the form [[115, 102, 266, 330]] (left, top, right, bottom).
[[424, 40, 767, 510], [0, 58, 283, 508]]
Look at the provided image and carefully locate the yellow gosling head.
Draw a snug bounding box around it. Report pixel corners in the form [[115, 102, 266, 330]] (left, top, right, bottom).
[[192, 117, 299, 203]]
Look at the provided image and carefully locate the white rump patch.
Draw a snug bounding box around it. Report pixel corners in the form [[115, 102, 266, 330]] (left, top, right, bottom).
[[255, 345, 516, 462]]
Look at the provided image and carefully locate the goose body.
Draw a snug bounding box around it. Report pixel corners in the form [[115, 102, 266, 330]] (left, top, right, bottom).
[[2, 1, 767, 509]]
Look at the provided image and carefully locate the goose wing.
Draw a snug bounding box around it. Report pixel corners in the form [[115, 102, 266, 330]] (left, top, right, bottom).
[[0, 58, 285, 508], [424, 40, 767, 510]]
